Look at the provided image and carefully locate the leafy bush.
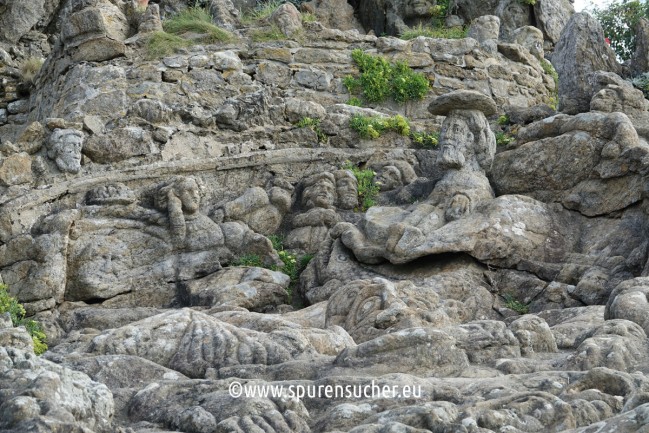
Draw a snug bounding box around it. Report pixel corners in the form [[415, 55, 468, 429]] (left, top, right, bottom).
[[163, 7, 232, 43], [0, 284, 47, 355], [296, 117, 327, 143], [591, 0, 649, 61], [518, 0, 536, 5], [400, 23, 468, 40], [350, 114, 411, 139], [342, 162, 380, 211], [344, 49, 430, 104], [411, 130, 439, 147], [346, 97, 363, 107]]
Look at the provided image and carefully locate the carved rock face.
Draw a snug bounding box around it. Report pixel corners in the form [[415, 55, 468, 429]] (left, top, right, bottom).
[[437, 117, 471, 169], [334, 169, 358, 210], [48, 129, 84, 174], [303, 175, 336, 209]]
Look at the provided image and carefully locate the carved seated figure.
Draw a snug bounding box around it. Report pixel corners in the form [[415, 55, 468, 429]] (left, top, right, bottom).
[[285, 170, 358, 253], [335, 91, 497, 264], [387, 0, 437, 36]]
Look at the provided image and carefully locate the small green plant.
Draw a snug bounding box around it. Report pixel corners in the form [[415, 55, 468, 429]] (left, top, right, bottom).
[[302, 12, 317, 23], [497, 114, 510, 126], [518, 0, 536, 5], [344, 49, 430, 104], [346, 97, 363, 107], [20, 57, 44, 85], [496, 131, 515, 146], [503, 294, 529, 315], [342, 162, 380, 211], [0, 284, 47, 355], [250, 25, 286, 42], [633, 72, 649, 98], [242, 0, 285, 23], [350, 114, 411, 139], [145, 31, 192, 58], [411, 130, 439, 147], [400, 24, 468, 40], [163, 7, 232, 43], [296, 117, 327, 143], [546, 95, 558, 111], [540, 59, 558, 89], [232, 254, 265, 267]]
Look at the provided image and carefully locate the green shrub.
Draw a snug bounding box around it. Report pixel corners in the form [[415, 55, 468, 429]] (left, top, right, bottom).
[[497, 114, 510, 125], [350, 114, 411, 139], [496, 131, 515, 146], [0, 284, 47, 355], [145, 31, 192, 58], [296, 117, 327, 143], [250, 25, 286, 42], [400, 24, 468, 40], [342, 162, 380, 211], [591, 0, 649, 61], [344, 49, 430, 104], [411, 130, 439, 147], [518, 0, 536, 5], [163, 7, 232, 43], [503, 294, 529, 314]]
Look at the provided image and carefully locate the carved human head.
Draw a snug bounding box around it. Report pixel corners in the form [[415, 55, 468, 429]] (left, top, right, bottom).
[[334, 169, 358, 210], [155, 176, 201, 215], [403, 0, 434, 18], [302, 172, 336, 209], [48, 129, 84, 174], [429, 91, 497, 171], [374, 161, 417, 191]]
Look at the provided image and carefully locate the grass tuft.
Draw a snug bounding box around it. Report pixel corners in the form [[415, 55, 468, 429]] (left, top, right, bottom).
[[20, 57, 44, 85], [163, 7, 232, 43], [145, 31, 192, 58], [400, 24, 468, 40]]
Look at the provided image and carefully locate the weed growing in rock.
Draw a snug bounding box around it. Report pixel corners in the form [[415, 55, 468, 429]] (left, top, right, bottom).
[[163, 7, 232, 43], [250, 25, 286, 42], [503, 294, 530, 314], [518, 0, 536, 5], [633, 72, 649, 98], [145, 31, 191, 58], [296, 117, 327, 143], [496, 131, 515, 146], [344, 49, 430, 104], [346, 97, 363, 107], [302, 12, 317, 23], [400, 24, 468, 40], [242, 0, 285, 23], [350, 114, 411, 139], [497, 114, 510, 125], [232, 254, 265, 267], [0, 284, 47, 355], [342, 162, 380, 211], [20, 57, 44, 85], [411, 130, 439, 147]]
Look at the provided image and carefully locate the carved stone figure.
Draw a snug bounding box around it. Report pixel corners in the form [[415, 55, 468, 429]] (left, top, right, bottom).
[[388, 0, 437, 36], [335, 90, 497, 264], [495, 0, 533, 41], [47, 129, 84, 174], [285, 172, 344, 253]]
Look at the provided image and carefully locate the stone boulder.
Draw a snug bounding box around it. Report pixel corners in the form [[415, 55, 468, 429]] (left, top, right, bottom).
[[533, 0, 575, 44], [553, 13, 621, 114], [631, 17, 649, 77], [0, 0, 59, 43]]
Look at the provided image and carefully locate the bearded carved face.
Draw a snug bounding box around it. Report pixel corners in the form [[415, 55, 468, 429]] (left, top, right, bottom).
[[437, 117, 473, 169], [303, 178, 336, 209], [178, 180, 201, 214]]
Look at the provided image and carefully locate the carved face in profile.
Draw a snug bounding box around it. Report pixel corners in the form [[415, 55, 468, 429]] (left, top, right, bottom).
[[303, 176, 336, 209], [48, 129, 84, 174], [438, 116, 473, 169], [403, 0, 434, 18]]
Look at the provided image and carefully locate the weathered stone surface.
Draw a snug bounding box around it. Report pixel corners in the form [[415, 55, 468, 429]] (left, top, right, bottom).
[[534, 0, 575, 44], [185, 266, 290, 311], [271, 3, 302, 37], [553, 13, 621, 114], [0, 152, 32, 186], [631, 17, 649, 77]]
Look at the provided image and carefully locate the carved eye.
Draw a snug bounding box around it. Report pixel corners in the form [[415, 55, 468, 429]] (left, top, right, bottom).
[[354, 296, 381, 322]]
